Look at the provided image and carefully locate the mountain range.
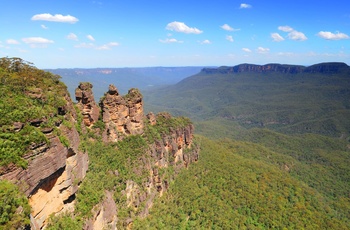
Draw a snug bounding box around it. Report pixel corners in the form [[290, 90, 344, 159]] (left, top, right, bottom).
[[46, 67, 204, 101], [143, 62, 350, 139]]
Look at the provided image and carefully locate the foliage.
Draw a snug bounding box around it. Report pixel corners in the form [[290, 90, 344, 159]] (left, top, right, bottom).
[[237, 128, 350, 200], [46, 213, 82, 230], [0, 125, 48, 168], [134, 136, 350, 229], [75, 135, 148, 219], [144, 67, 350, 139], [143, 112, 192, 143], [0, 57, 70, 168], [0, 180, 30, 230]]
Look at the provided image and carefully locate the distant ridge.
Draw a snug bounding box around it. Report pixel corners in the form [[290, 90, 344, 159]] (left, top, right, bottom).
[[201, 62, 350, 74]]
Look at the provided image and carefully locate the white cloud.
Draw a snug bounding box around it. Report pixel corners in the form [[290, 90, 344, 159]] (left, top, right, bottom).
[[96, 42, 119, 50], [240, 3, 252, 9], [317, 31, 349, 40], [242, 48, 252, 53], [226, 35, 234, 42], [278, 26, 293, 32], [41, 24, 48, 29], [22, 37, 54, 44], [271, 33, 284, 42], [159, 38, 184, 43], [200, 39, 211, 44], [278, 26, 307, 41], [31, 13, 79, 23], [257, 47, 270, 53], [221, 24, 233, 31], [87, 35, 95, 41], [6, 39, 20, 45], [66, 33, 78, 41], [166, 21, 203, 34], [287, 30, 307, 41], [221, 24, 240, 32]]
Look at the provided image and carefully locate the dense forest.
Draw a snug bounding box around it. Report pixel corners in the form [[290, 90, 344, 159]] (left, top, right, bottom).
[[133, 134, 350, 229], [138, 63, 350, 229]]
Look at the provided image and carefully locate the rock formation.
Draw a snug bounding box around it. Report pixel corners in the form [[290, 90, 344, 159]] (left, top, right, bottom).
[[83, 191, 118, 230], [100, 84, 144, 142], [75, 82, 100, 127], [1, 77, 197, 229], [116, 112, 198, 227], [77, 85, 198, 228]]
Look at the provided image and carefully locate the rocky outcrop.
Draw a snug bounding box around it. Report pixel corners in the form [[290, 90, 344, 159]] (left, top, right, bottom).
[[1, 93, 89, 229], [83, 191, 118, 230], [75, 82, 100, 127], [100, 84, 144, 142], [118, 113, 199, 227], [1, 77, 197, 229]]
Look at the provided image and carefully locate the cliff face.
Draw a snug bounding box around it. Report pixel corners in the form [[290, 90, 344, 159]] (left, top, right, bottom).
[[73, 84, 198, 229], [1, 60, 197, 230], [1, 93, 88, 229], [126, 114, 198, 219], [201, 62, 350, 75]]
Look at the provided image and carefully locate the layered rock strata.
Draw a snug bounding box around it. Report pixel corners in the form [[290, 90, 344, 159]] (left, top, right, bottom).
[[100, 84, 144, 142], [120, 113, 199, 227], [75, 82, 100, 127], [1, 93, 89, 229]]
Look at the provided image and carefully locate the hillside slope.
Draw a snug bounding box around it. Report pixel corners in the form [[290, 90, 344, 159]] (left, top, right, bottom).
[[144, 62, 350, 139], [134, 135, 350, 229]]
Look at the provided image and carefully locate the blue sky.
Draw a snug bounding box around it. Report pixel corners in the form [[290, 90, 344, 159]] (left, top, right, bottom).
[[0, 0, 349, 68]]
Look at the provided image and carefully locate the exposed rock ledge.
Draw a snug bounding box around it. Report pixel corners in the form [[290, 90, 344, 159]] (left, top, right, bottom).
[[0, 94, 89, 229]]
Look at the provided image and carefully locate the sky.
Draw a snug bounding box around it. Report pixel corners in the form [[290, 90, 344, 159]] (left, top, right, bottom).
[[0, 0, 349, 68]]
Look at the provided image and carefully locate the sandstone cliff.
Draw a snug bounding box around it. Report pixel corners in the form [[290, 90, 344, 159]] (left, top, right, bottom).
[[100, 84, 144, 142], [75, 82, 100, 127], [1, 92, 88, 229], [0, 57, 198, 230], [72, 85, 198, 229]]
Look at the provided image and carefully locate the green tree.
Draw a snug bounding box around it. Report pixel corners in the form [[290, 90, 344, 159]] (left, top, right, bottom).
[[0, 180, 30, 230]]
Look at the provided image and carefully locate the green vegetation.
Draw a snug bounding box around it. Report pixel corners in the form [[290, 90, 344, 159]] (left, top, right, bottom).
[[47, 213, 82, 230], [0, 57, 71, 168], [75, 135, 148, 220], [144, 65, 350, 139], [47, 112, 193, 228], [136, 64, 350, 228], [2, 59, 350, 229], [134, 136, 350, 229], [143, 112, 192, 143], [0, 180, 30, 230]]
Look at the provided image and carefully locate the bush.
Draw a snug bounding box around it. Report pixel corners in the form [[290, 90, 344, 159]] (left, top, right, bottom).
[[0, 180, 30, 229]]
